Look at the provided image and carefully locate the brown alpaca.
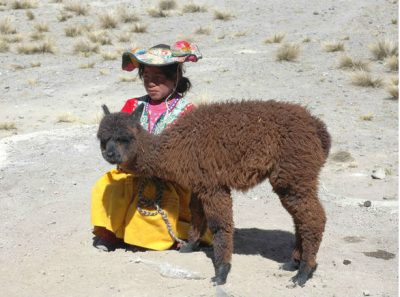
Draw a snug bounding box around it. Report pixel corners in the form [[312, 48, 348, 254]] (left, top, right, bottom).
[[97, 100, 331, 287]]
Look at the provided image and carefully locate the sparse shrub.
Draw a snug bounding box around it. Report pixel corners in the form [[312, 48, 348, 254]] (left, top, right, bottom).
[[26, 10, 35, 20], [148, 8, 168, 18], [214, 10, 233, 21], [101, 51, 118, 60], [0, 39, 9, 52], [99, 12, 118, 29], [392, 19, 397, 25], [0, 123, 17, 130], [386, 77, 398, 99], [338, 55, 370, 71], [73, 38, 99, 55], [34, 22, 49, 32], [265, 33, 285, 44], [30, 61, 41, 67], [234, 31, 247, 37], [385, 55, 398, 71], [87, 30, 112, 45], [11, 0, 38, 9], [79, 61, 95, 69], [350, 71, 382, 88], [322, 41, 345, 52], [276, 43, 300, 61], [182, 4, 207, 13], [0, 17, 17, 34], [369, 39, 398, 60], [159, 0, 177, 10], [194, 26, 210, 35], [302, 37, 311, 43], [63, 2, 89, 16], [131, 23, 147, 33], [117, 7, 139, 23]]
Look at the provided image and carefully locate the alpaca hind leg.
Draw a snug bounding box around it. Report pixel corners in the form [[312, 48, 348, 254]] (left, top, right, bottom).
[[200, 188, 233, 285], [280, 224, 302, 271], [275, 184, 326, 286], [180, 193, 208, 253]]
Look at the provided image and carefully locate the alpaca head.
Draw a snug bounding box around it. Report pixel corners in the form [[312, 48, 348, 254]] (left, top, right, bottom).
[[97, 104, 144, 165]]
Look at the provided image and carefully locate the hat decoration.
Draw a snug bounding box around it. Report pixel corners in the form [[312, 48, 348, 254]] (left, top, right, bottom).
[[122, 40, 202, 72]]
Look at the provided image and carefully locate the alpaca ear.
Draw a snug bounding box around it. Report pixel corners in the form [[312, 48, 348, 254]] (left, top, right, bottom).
[[102, 104, 111, 115], [131, 103, 145, 122]]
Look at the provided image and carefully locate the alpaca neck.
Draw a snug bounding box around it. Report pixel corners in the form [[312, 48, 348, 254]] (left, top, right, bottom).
[[129, 128, 164, 177]]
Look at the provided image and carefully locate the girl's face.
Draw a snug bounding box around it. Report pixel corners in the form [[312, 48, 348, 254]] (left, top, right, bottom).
[[142, 66, 175, 101]]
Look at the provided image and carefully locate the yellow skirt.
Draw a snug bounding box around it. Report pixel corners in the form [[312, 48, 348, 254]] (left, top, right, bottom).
[[91, 169, 212, 250]]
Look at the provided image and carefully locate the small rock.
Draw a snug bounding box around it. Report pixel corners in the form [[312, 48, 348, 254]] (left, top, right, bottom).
[[371, 168, 386, 179], [313, 11, 319, 15], [363, 290, 371, 296], [363, 200, 372, 207], [343, 259, 351, 265]]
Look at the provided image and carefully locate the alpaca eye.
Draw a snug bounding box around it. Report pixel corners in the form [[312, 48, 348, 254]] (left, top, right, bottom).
[[117, 137, 130, 143]]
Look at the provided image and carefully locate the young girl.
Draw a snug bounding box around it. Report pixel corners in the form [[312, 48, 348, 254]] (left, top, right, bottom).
[[91, 41, 212, 251]]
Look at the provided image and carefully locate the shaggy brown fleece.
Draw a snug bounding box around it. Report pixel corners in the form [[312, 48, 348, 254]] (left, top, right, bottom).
[[97, 99, 331, 287]]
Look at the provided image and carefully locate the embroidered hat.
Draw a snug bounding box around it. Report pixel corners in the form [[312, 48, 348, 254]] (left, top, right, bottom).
[[122, 40, 202, 71]]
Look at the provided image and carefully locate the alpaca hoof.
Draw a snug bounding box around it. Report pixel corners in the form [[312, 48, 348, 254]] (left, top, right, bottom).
[[280, 259, 300, 271], [291, 261, 317, 287], [179, 241, 199, 253], [211, 263, 231, 286]]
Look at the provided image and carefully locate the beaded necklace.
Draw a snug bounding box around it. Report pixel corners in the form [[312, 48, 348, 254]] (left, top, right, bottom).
[[144, 95, 181, 134]]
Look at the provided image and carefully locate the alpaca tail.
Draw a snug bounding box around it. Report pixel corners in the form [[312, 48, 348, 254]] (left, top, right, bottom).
[[312, 116, 331, 160]]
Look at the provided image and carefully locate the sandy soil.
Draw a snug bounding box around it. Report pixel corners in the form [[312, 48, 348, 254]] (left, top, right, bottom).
[[0, 0, 398, 296]]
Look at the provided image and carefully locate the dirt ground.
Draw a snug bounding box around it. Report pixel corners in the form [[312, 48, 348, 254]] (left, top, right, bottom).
[[0, 0, 398, 296]]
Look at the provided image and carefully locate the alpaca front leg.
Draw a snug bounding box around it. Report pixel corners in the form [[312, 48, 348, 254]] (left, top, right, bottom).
[[200, 188, 234, 285], [180, 193, 207, 253]]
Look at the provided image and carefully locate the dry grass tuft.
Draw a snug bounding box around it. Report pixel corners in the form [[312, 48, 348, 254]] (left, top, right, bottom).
[[233, 31, 247, 37], [118, 32, 131, 42], [338, 55, 370, 71], [350, 71, 383, 88], [99, 69, 109, 75], [265, 33, 285, 44], [79, 61, 95, 69], [57, 113, 80, 123], [0, 17, 17, 34], [131, 23, 147, 33], [392, 19, 398, 25], [386, 76, 399, 99], [385, 55, 398, 71], [30, 61, 41, 67], [276, 43, 300, 61], [34, 22, 49, 33], [27, 78, 38, 86], [322, 40, 345, 52], [3, 33, 23, 43], [64, 24, 84, 37], [26, 10, 35, 20], [369, 39, 398, 60], [98, 12, 118, 29], [182, 4, 207, 13], [148, 8, 168, 18], [119, 75, 137, 82], [73, 38, 99, 55], [63, 2, 89, 16], [359, 114, 374, 121], [117, 7, 139, 23], [101, 51, 118, 61], [17, 39, 56, 54], [30, 31, 45, 41], [194, 26, 211, 35], [0, 122, 17, 130], [302, 37, 311, 43], [214, 10, 233, 21], [57, 11, 73, 22], [87, 30, 112, 45], [11, 0, 38, 9], [159, 0, 177, 10], [0, 39, 9, 52]]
